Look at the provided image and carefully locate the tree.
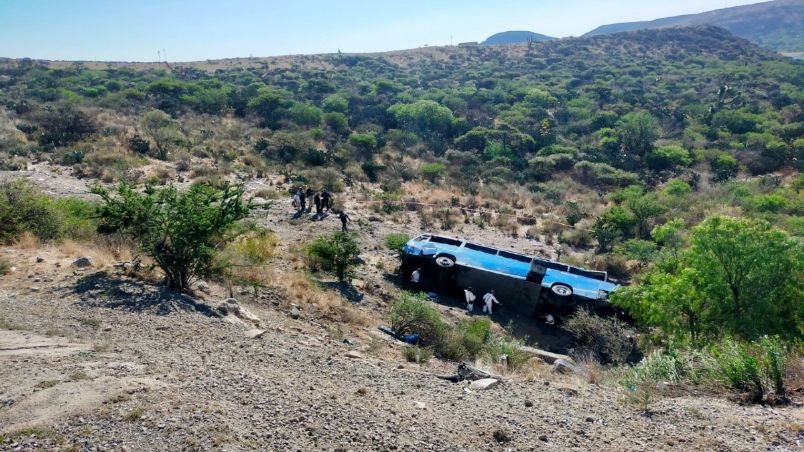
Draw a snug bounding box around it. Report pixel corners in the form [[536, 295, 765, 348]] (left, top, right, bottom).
[[306, 232, 360, 281], [322, 93, 349, 113], [613, 216, 803, 342], [37, 104, 97, 147], [617, 111, 660, 166], [594, 206, 637, 251], [142, 110, 185, 160], [625, 194, 666, 239], [646, 145, 692, 171], [289, 102, 323, 129], [349, 133, 377, 156], [247, 86, 291, 128], [388, 100, 456, 147], [711, 153, 739, 182], [93, 183, 251, 292]]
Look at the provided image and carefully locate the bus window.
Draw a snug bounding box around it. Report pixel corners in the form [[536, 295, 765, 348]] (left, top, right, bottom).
[[428, 236, 463, 246], [465, 242, 498, 254], [499, 250, 532, 263]]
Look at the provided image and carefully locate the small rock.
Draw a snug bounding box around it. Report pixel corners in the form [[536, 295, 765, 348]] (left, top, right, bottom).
[[35, 256, 44, 263], [585, 416, 595, 422], [493, 429, 511, 443], [345, 351, 363, 359], [196, 281, 211, 293], [71, 256, 93, 268], [469, 378, 499, 390], [290, 307, 301, 319], [539, 434, 549, 442], [552, 358, 583, 376], [29, 287, 40, 292], [245, 329, 266, 339], [102, 326, 112, 332], [414, 401, 426, 409], [656, 381, 669, 390], [524, 400, 534, 407]]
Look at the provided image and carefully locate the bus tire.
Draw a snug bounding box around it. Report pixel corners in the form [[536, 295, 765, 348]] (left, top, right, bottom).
[[550, 284, 573, 298], [435, 255, 455, 268]]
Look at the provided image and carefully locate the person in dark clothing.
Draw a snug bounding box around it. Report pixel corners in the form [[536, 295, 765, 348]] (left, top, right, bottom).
[[314, 192, 322, 216], [298, 189, 307, 212], [339, 211, 351, 232], [320, 190, 331, 213]]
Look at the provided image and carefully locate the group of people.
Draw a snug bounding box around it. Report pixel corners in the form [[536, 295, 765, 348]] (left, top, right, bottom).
[[291, 188, 351, 232], [409, 268, 501, 315], [292, 187, 332, 217]]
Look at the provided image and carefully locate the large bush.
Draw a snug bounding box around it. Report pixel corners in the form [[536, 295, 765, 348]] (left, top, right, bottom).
[[0, 180, 96, 244], [613, 216, 803, 342], [563, 309, 635, 364], [93, 182, 251, 292], [305, 231, 360, 281]]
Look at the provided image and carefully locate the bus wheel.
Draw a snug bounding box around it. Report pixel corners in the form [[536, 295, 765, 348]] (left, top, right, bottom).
[[435, 255, 455, 268], [550, 284, 573, 297]]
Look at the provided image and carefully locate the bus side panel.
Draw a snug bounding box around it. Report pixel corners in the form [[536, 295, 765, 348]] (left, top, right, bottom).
[[454, 265, 542, 315]]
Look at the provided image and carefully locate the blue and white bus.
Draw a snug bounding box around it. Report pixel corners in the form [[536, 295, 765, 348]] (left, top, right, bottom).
[[401, 234, 620, 315]]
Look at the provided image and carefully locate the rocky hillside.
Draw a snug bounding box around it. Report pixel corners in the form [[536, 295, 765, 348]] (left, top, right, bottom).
[[585, 0, 804, 53]]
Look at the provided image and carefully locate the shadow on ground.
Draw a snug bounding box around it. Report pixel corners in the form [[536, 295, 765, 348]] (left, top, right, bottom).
[[72, 271, 220, 318], [321, 281, 364, 303]]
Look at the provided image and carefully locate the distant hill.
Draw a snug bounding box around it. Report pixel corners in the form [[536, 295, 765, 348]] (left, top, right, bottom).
[[483, 30, 556, 45], [584, 0, 803, 53]]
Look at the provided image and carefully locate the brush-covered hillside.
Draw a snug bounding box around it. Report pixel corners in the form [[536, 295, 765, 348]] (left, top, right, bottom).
[[1, 26, 801, 249]]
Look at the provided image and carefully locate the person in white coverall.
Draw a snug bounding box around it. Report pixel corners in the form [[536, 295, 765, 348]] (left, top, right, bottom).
[[482, 290, 499, 315], [464, 287, 476, 313]]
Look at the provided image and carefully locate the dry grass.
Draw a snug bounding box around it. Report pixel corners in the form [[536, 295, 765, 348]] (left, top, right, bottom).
[[275, 271, 371, 326], [14, 232, 41, 249]]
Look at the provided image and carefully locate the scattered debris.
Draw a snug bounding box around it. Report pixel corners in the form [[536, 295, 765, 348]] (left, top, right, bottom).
[[469, 378, 499, 390], [71, 257, 93, 268], [437, 363, 496, 383], [245, 329, 266, 339]]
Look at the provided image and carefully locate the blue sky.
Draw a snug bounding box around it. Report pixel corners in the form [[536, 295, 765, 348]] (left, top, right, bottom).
[[0, 0, 759, 61]]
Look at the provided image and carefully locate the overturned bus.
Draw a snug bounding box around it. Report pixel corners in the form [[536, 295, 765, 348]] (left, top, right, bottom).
[[401, 234, 620, 315]]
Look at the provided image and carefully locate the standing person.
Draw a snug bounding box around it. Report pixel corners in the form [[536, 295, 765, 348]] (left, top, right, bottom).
[[464, 287, 476, 313], [338, 210, 351, 232], [298, 188, 307, 212], [482, 289, 500, 315], [292, 190, 300, 211], [320, 190, 331, 213], [410, 267, 422, 291], [314, 192, 322, 216], [305, 188, 314, 212]]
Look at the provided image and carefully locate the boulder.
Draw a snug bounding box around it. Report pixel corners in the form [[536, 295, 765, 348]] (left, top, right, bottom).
[[217, 298, 261, 327], [469, 378, 499, 390], [289, 307, 301, 319], [552, 358, 584, 376], [71, 257, 93, 268]]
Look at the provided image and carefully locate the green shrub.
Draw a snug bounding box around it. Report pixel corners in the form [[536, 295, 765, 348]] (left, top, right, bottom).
[[384, 233, 411, 256], [564, 309, 634, 364], [713, 339, 764, 400], [305, 231, 360, 282], [0, 257, 11, 276], [481, 335, 530, 371], [0, 181, 97, 244], [758, 336, 786, 395], [388, 292, 447, 347], [403, 345, 432, 364], [419, 162, 446, 182], [93, 182, 251, 292], [646, 145, 692, 170]]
